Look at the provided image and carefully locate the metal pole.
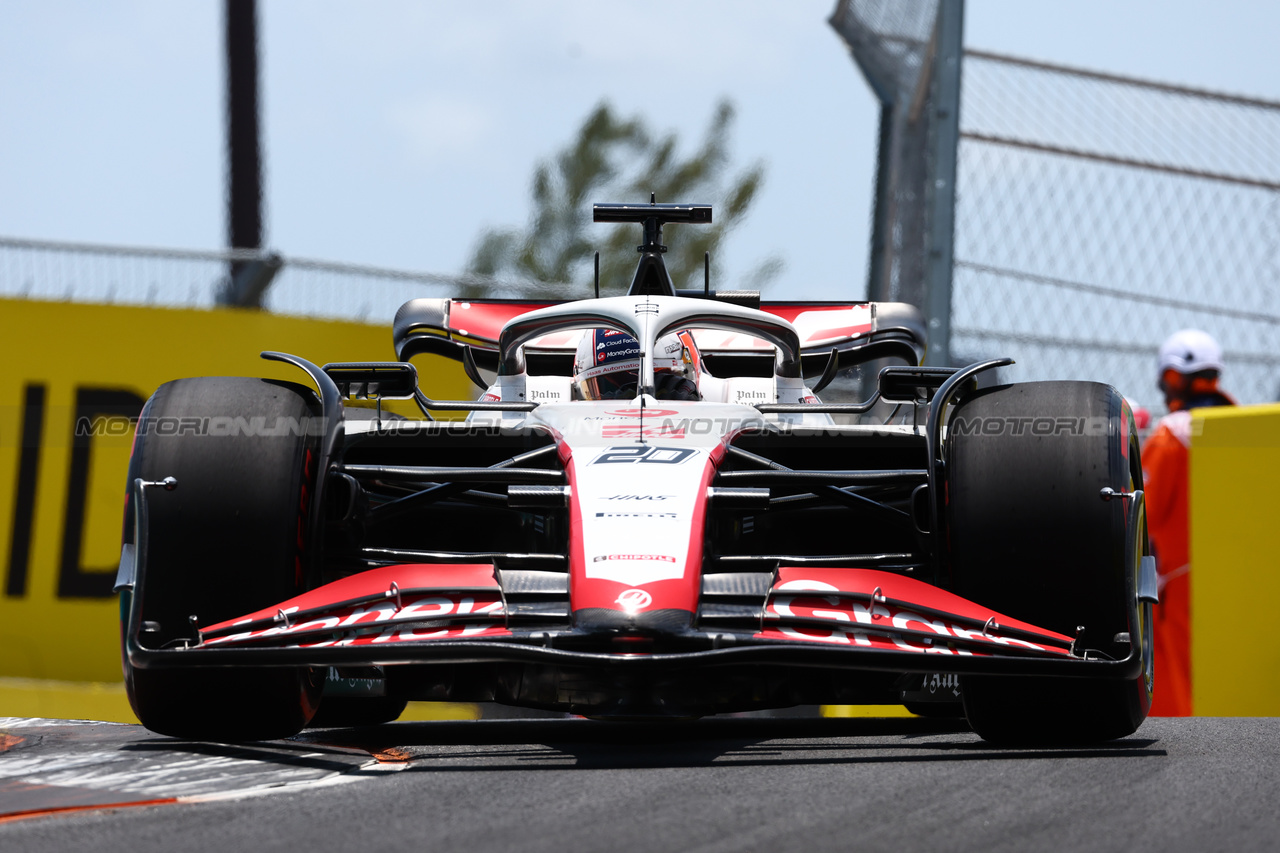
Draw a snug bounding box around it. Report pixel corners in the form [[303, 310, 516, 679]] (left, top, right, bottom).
[[922, 0, 964, 367], [866, 103, 894, 303], [221, 0, 267, 307]]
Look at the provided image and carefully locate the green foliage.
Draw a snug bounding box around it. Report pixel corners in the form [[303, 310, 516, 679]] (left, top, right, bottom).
[[465, 99, 781, 299]]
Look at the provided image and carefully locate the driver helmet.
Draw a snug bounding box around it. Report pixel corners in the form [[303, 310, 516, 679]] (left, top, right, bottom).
[[573, 329, 701, 401]]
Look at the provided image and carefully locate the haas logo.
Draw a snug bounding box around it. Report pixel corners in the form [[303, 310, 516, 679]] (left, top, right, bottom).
[[616, 589, 652, 613]]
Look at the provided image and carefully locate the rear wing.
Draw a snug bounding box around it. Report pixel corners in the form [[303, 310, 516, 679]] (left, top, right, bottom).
[[394, 297, 927, 388]]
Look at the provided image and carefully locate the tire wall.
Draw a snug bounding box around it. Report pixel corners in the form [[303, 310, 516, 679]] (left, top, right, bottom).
[[0, 297, 471, 713]]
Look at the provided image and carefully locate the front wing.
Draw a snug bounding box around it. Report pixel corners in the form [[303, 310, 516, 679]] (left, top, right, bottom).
[[123, 557, 1143, 682]]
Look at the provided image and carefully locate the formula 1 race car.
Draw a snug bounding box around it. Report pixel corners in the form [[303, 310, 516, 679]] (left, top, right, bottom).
[[117, 202, 1157, 744]]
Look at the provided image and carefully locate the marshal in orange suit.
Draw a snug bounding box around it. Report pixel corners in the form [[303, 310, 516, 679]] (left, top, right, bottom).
[[1143, 329, 1234, 716]]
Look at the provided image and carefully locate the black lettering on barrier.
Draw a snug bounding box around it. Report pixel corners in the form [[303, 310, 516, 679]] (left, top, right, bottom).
[[6, 384, 46, 598], [58, 387, 146, 599]]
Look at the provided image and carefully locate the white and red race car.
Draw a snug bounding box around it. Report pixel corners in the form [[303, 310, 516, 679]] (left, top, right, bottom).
[[117, 203, 1156, 744]]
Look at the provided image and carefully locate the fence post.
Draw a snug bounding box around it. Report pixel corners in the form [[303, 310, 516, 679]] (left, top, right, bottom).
[[922, 0, 964, 367], [225, 0, 266, 305], [217, 253, 283, 307]]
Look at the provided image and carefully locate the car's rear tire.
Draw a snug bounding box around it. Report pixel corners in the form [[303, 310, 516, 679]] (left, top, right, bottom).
[[122, 377, 324, 741], [946, 381, 1152, 744]]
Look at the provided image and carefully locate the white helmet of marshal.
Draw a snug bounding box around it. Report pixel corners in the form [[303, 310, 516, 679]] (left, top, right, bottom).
[[572, 328, 702, 401], [1158, 329, 1224, 375]]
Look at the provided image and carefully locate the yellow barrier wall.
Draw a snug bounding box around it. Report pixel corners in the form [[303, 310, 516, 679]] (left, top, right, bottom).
[[1191, 403, 1280, 715], [0, 298, 470, 691]]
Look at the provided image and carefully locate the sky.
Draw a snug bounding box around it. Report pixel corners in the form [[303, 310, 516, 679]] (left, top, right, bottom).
[[2, 0, 1277, 303]]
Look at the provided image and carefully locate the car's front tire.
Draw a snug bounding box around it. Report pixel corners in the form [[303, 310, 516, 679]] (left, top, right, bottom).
[[122, 377, 324, 741], [946, 381, 1152, 744]]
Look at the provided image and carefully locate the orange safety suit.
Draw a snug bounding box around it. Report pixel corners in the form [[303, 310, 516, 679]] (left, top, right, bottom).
[[1143, 389, 1233, 716]]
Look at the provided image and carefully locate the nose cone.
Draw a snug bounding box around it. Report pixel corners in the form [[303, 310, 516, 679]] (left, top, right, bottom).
[[572, 606, 694, 635]]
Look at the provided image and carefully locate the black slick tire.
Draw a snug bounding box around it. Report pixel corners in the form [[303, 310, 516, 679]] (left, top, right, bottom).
[[946, 381, 1152, 744], [122, 377, 324, 741]]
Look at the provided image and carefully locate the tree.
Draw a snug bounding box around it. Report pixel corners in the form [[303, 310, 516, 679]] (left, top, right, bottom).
[[465, 99, 781, 299]]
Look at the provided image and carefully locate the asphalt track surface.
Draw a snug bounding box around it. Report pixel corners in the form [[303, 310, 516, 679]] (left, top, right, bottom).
[[2, 715, 1278, 852]]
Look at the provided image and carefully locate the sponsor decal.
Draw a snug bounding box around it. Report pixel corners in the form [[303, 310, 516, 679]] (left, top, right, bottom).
[[592, 554, 677, 563], [579, 360, 638, 381], [593, 446, 697, 465], [606, 408, 679, 417], [595, 345, 641, 364], [300, 623, 505, 647], [528, 388, 562, 401], [616, 588, 653, 613], [479, 393, 500, 402], [205, 594, 503, 646], [923, 672, 962, 697], [601, 424, 686, 439], [733, 389, 769, 402], [765, 579, 1061, 655], [601, 494, 673, 501], [595, 512, 678, 518]]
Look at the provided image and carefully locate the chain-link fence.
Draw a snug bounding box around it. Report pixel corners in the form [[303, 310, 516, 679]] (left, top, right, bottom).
[[956, 50, 1280, 409], [0, 236, 498, 324], [833, 0, 1280, 410]]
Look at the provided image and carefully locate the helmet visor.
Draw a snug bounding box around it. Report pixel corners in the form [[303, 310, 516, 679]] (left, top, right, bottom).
[[581, 368, 639, 401]]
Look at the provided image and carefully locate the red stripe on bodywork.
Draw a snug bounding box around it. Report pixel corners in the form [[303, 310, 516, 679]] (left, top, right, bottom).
[[681, 454, 717, 584], [565, 453, 586, 605], [202, 563, 499, 635], [1120, 400, 1131, 459], [446, 300, 555, 343], [804, 323, 875, 343], [447, 301, 877, 351], [761, 303, 864, 322]]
